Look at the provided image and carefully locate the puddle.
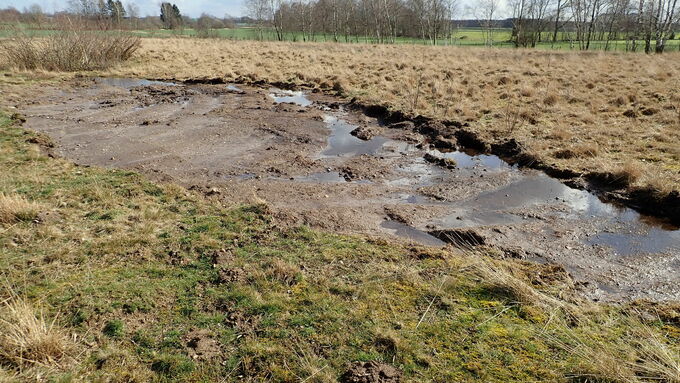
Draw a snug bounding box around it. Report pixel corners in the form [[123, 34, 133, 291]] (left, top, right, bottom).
[[381, 221, 446, 247], [311, 111, 679, 256], [587, 230, 680, 256], [294, 172, 347, 183], [388, 158, 446, 187], [269, 88, 312, 106], [319, 115, 389, 157], [427, 148, 513, 171], [96, 78, 177, 88], [432, 174, 679, 255]]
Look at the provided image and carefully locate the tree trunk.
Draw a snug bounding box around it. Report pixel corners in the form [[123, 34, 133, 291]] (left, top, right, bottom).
[[552, 0, 562, 43]]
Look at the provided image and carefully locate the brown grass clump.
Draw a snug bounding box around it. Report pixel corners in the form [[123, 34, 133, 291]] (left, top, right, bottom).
[[1, 26, 140, 71], [0, 193, 41, 225], [612, 161, 643, 186], [470, 258, 575, 311], [543, 93, 559, 106], [554, 142, 599, 159], [548, 319, 680, 383], [0, 296, 73, 370], [633, 327, 680, 382]]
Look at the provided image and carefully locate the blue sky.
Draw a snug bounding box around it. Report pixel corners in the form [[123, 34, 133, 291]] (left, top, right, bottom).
[[0, 0, 247, 17]]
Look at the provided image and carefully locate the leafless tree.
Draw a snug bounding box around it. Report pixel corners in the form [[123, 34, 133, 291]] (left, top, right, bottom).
[[511, 0, 553, 47], [472, 0, 501, 45]]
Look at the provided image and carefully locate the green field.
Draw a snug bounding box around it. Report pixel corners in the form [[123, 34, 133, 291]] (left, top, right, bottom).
[[2, 24, 679, 52], [130, 27, 680, 51]]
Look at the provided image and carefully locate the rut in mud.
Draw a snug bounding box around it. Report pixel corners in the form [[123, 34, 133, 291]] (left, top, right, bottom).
[[21, 78, 680, 302]]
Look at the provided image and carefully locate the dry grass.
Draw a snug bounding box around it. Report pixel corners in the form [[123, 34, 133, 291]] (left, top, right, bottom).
[[0, 295, 73, 370], [0, 28, 140, 71], [92, 38, 680, 196], [0, 192, 41, 225], [547, 318, 680, 383], [612, 161, 644, 186], [469, 257, 579, 312], [634, 327, 680, 382]]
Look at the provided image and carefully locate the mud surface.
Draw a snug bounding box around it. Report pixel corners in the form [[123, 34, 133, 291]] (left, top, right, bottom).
[[20, 78, 680, 302]]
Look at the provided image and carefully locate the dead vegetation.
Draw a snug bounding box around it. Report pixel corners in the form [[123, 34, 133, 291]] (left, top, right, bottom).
[[1, 40, 679, 382], [0, 192, 41, 225], [547, 319, 680, 383], [0, 294, 74, 371], [472, 257, 680, 383], [0, 23, 140, 71]]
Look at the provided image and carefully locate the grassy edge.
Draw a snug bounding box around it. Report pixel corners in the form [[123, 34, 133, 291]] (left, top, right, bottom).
[[0, 98, 679, 382]]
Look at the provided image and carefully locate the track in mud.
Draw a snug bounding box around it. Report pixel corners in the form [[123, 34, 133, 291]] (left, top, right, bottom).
[[21, 78, 680, 302]]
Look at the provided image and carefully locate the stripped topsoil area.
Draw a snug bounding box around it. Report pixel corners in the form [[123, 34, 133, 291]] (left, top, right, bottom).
[[19, 78, 680, 302]]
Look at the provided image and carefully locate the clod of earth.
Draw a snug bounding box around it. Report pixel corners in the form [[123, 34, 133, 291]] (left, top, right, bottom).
[[423, 153, 457, 169], [350, 126, 382, 140], [340, 361, 402, 383], [429, 228, 487, 247], [184, 329, 221, 360]]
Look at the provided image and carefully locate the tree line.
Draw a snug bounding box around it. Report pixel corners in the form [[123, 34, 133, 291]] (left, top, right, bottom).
[[509, 0, 679, 52], [1, 0, 677, 52], [0, 2, 242, 32], [246, 0, 459, 44], [245, 0, 678, 51]]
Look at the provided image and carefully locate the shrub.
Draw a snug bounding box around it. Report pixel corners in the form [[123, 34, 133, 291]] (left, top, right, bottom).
[[0, 24, 140, 71]]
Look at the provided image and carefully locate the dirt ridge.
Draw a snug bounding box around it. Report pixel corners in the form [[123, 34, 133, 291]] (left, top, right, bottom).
[[266, 78, 680, 226]]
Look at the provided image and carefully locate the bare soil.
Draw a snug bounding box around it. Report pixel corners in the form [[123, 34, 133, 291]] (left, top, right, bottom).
[[19, 78, 680, 302]]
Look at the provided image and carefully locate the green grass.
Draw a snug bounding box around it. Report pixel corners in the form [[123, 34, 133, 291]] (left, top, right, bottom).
[[0, 107, 679, 382], [127, 27, 680, 51], [2, 24, 679, 52]]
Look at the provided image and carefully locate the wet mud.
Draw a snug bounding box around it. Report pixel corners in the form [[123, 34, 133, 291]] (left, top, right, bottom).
[[20, 77, 680, 302]]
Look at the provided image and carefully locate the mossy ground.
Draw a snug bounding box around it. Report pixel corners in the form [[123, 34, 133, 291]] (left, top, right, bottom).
[[0, 111, 678, 382]]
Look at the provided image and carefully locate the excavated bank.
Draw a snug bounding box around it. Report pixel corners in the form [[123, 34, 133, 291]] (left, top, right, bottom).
[[19, 78, 680, 302]]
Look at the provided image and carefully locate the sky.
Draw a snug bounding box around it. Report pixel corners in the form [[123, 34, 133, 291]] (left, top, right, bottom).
[[0, 0, 248, 18]]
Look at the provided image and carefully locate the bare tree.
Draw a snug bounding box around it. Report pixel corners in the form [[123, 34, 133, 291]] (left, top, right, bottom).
[[473, 0, 501, 45], [246, 0, 272, 39], [638, 0, 679, 52], [511, 0, 553, 47], [127, 2, 140, 29], [24, 4, 45, 28], [565, 0, 604, 49]]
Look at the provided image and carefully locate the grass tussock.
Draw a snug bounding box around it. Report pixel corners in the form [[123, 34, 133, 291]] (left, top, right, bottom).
[[469, 257, 579, 312], [0, 192, 41, 225], [608, 160, 644, 187], [0, 295, 73, 370], [547, 320, 680, 383], [1, 27, 140, 72]]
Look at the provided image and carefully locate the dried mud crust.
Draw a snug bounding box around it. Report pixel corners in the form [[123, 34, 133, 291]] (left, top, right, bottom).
[[18, 79, 680, 303]]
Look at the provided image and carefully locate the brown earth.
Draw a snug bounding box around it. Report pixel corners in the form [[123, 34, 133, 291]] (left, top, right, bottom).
[[16, 78, 680, 302], [340, 361, 402, 383]]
